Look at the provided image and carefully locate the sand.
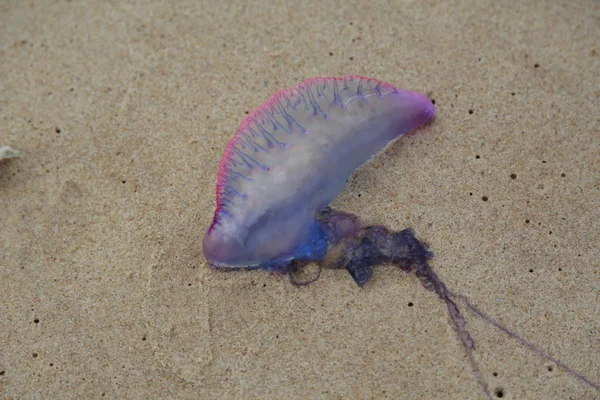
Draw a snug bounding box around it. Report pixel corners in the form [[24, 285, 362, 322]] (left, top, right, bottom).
[[1, 1, 598, 399]]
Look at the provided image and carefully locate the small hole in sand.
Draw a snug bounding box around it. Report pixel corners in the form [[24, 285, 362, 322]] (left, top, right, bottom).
[[495, 387, 505, 398]]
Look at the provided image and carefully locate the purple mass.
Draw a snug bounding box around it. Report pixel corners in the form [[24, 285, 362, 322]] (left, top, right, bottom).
[[203, 76, 598, 399], [204, 75, 434, 271]]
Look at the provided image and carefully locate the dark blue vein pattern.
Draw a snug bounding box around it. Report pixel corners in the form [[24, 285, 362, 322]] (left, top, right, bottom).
[[213, 76, 398, 226]]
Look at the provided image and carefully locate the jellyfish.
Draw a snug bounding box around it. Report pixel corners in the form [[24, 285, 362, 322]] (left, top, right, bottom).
[[202, 75, 598, 399]]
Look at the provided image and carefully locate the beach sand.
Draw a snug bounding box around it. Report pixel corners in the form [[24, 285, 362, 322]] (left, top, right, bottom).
[[1, 1, 598, 398]]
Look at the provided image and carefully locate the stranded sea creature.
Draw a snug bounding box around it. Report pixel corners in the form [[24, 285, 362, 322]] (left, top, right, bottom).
[[203, 75, 598, 398]]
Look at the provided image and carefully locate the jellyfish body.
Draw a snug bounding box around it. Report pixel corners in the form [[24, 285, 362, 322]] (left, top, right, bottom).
[[202, 76, 599, 398], [203, 75, 435, 271]]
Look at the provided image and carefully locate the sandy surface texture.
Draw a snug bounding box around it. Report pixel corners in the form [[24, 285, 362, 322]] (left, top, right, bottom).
[[1, 1, 599, 399]]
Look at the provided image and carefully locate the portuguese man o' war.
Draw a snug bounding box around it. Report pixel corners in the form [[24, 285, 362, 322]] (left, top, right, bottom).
[[203, 76, 598, 398], [203, 75, 435, 269]]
